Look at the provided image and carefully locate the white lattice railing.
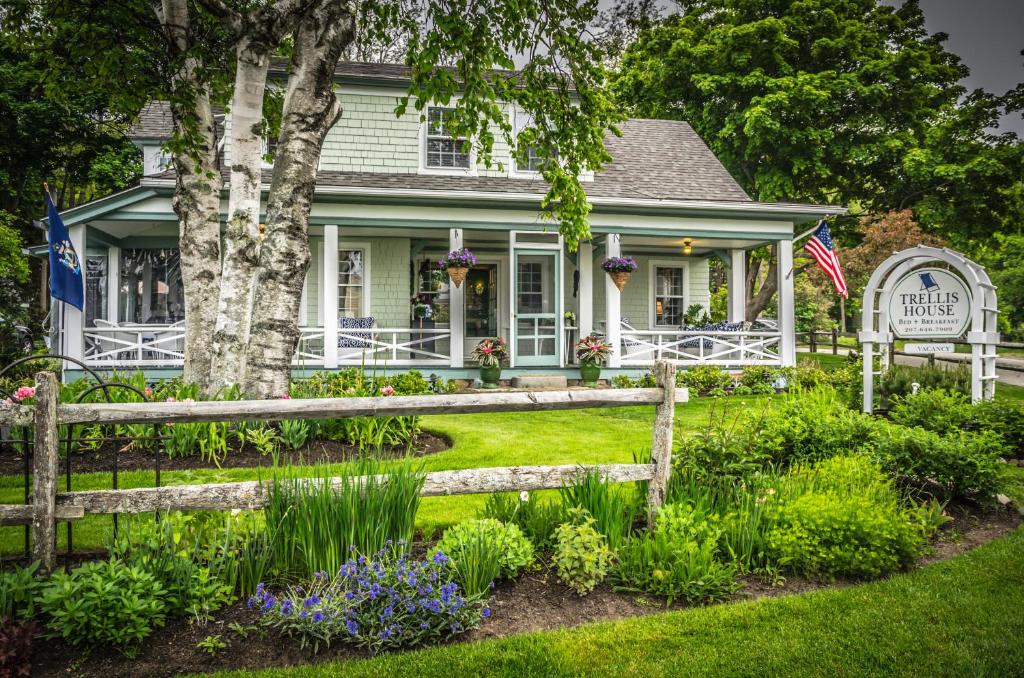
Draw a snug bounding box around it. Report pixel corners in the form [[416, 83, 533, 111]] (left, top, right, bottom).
[[620, 330, 783, 366], [83, 325, 452, 369], [83, 325, 186, 366], [337, 328, 452, 366]]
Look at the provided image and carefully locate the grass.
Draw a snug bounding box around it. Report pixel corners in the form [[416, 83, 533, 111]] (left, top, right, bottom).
[[204, 526, 1024, 678]]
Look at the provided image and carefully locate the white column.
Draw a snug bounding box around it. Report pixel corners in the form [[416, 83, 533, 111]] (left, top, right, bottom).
[[578, 241, 594, 338], [323, 224, 339, 368], [62, 224, 86, 365], [728, 248, 746, 323], [449, 228, 465, 368], [777, 239, 797, 366], [107, 246, 120, 322], [605, 233, 621, 368]]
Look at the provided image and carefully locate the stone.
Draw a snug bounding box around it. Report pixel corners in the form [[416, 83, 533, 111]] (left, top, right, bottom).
[[995, 493, 1011, 506], [511, 375, 569, 389]]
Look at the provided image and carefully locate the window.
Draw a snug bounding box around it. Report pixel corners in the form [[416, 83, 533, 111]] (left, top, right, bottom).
[[517, 261, 545, 313], [425, 107, 470, 169], [338, 249, 365, 318], [119, 249, 184, 324], [512, 108, 551, 174], [653, 265, 686, 327]]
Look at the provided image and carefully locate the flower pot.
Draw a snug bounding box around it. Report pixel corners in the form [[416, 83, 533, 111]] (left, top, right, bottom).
[[480, 365, 502, 388], [580, 363, 601, 386], [609, 270, 631, 292], [448, 266, 469, 288]]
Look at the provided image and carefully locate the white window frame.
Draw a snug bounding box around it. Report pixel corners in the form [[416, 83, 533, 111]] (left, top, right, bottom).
[[509, 107, 594, 182], [337, 240, 372, 320], [419, 106, 477, 176], [648, 259, 690, 329]]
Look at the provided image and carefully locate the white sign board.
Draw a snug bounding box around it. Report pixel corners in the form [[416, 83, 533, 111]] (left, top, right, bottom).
[[903, 342, 955, 354], [887, 268, 972, 339]]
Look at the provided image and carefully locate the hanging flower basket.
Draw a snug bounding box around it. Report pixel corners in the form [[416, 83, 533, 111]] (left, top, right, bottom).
[[601, 256, 638, 292], [440, 248, 477, 289]]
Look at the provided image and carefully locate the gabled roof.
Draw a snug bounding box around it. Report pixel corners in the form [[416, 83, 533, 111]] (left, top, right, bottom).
[[129, 101, 226, 141]]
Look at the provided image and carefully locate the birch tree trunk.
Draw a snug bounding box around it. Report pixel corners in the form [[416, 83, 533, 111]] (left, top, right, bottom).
[[155, 0, 222, 392], [244, 1, 356, 398], [209, 40, 271, 392]]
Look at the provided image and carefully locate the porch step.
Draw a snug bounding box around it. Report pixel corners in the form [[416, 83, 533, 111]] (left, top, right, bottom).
[[511, 374, 569, 389]]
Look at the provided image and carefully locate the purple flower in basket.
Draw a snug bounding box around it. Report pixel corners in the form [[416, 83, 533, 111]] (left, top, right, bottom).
[[601, 256, 638, 273], [441, 247, 477, 269]]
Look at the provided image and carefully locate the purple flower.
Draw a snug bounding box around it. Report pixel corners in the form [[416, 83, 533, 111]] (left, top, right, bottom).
[[432, 551, 449, 565], [482, 607, 491, 618], [312, 610, 325, 623], [346, 619, 359, 635], [281, 600, 294, 616]]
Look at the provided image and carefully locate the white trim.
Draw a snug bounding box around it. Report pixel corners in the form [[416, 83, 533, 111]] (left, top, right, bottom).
[[648, 259, 691, 329], [107, 246, 120, 323], [323, 225, 339, 368], [578, 241, 594, 338], [449, 228, 465, 367], [728, 249, 746, 323], [605, 233, 622, 368], [418, 106, 478, 177], [777, 239, 796, 366]]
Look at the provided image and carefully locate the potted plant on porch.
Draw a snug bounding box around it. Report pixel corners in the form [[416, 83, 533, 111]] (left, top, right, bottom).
[[575, 334, 612, 386], [471, 337, 508, 388], [601, 256, 638, 291], [440, 247, 477, 288]]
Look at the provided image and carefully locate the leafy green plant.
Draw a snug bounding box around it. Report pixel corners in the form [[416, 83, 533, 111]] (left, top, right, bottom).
[[0, 562, 43, 619], [266, 458, 425, 577], [740, 366, 778, 389], [435, 519, 534, 584], [890, 389, 974, 433], [677, 365, 732, 394], [197, 634, 228, 655], [434, 523, 504, 597], [38, 560, 167, 656], [481, 493, 565, 552], [613, 503, 740, 604], [560, 470, 638, 551], [878, 364, 971, 406], [245, 424, 280, 457], [279, 419, 310, 451], [552, 509, 615, 595]]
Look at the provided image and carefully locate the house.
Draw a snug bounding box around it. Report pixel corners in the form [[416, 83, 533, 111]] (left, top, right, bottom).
[[51, 62, 844, 381]]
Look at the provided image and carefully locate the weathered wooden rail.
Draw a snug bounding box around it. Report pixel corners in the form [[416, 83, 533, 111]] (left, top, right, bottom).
[[1, 363, 683, 572]]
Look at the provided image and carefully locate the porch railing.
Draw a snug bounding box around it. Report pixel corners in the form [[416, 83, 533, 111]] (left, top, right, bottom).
[[620, 329, 783, 366], [83, 325, 452, 369]]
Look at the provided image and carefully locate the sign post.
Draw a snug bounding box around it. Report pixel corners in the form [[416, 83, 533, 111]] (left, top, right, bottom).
[[859, 247, 998, 412]]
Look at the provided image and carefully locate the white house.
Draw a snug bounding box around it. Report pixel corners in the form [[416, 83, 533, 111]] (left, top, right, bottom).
[[51, 62, 844, 380]]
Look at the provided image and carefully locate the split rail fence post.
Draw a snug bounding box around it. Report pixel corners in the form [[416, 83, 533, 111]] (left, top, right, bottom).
[[32, 371, 59, 573], [646, 360, 676, 524], [832, 328, 838, 355]]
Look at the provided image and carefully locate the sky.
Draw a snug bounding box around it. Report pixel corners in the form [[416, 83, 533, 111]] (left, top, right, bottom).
[[603, 0, 1024, 135]]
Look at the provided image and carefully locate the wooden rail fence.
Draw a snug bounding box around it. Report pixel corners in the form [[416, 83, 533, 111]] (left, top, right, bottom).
[[0, 362, 685, 572]]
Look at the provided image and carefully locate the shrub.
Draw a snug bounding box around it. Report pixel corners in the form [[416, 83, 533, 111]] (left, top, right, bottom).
[[613, 503, 740, 604], [434, 519, 534, 586], [890, 389, 973, 433], [436, 526, 503, 598], [779, 361, 830, 390], [0, 617, 37, 678], [872, 423, 1001, 500], [266, 458, 425, 577], [0, 562, 43, 620], [38, 560, 167, 655], [739, 366, 778, 389], [678, 365, 732, 394], [560, 470, 638, 550], [552, 509, 615, 595], [878, 364, 971, 405], [764, 457, 926, 579], [481, 493, 565, 552], [973, 399, 1024, 458], [255, 543, 487, 654]]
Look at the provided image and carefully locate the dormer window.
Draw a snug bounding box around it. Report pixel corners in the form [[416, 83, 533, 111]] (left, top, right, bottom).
[[425, 107, 470, 169], [512, 108, 552, 175]]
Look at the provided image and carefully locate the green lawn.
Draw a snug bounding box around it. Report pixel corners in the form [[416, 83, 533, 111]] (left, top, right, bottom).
[[0, 397, 741, 554], [207, 526, 1024, 678]]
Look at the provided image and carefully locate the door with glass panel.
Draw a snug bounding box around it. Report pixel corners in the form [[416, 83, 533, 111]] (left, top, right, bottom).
[[512, 250, 561, 366]]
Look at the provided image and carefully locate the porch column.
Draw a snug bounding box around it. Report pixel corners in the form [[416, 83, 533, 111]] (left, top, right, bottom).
[[605, 233, 621, 368], [578, 241, 594, 338], [777, 239, 797, 366], [323, 224, 339, 368], [728, 248, 746, 323], [449, 228, 465, 368], [107, 246, 120, 322]]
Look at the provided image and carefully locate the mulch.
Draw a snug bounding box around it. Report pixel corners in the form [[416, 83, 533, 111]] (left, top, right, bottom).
[[0, 431, 451, 476], [27, 503, 1022, 678]]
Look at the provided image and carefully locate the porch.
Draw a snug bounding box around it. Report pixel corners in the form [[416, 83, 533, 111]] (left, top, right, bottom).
[[68, 220, 797, 375]]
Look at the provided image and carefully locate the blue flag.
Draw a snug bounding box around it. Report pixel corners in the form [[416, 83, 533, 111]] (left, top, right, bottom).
[[46, 193, 84, 310]]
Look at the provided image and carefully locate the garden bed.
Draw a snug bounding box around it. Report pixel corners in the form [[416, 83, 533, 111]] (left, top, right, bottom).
[[30, 503, 1020, 678], [0, 431, 451, 475]]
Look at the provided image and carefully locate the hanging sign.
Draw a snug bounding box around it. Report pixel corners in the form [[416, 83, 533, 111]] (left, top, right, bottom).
[[903, 342, 955, 354], [887, 268, 972, 339]]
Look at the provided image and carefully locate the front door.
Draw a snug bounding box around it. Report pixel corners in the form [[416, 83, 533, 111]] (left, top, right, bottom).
[[512, 250, 561, 366]]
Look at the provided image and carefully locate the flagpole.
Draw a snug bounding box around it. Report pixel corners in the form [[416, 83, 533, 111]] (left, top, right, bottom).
[[786, 219, 826, 279]]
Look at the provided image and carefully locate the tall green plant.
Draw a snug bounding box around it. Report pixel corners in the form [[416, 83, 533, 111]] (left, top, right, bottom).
[[560, 470, 638, 551]]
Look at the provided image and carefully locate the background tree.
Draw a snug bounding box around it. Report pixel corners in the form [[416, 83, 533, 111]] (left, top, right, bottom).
[[612, 0, 1022, 320]]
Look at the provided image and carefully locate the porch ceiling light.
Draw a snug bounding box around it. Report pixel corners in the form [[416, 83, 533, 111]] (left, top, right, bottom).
[[682, 239, 693, 256]]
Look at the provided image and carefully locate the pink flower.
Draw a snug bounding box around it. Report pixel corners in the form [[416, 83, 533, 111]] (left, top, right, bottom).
[[2, 397, 12, 405], [13, 386, 35, 401], [482, 346, 493, 354], [166, 396, 177, 403], [380, 385, 395, 396], [144, 387, 153, 397], [279, 394, 292, 400]]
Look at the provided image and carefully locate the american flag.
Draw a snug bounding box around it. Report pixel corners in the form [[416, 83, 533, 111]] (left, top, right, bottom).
[[804, 220, 848, 299]]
